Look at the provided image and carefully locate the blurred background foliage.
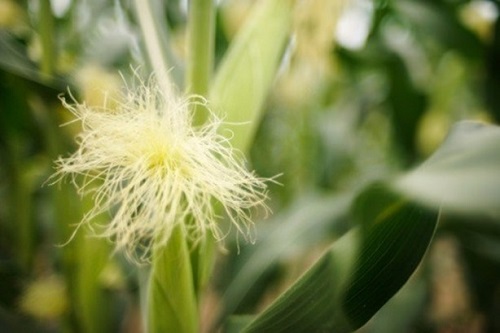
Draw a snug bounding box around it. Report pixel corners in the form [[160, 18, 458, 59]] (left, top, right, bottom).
[[1, 0, 500, 332]]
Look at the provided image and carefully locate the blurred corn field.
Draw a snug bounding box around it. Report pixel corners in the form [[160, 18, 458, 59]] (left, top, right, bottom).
[[1, 0, 500, 332]]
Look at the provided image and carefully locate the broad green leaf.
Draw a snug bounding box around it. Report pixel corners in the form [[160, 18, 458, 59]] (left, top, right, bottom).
[[147, 225, 198, 333], [220, 192, 351, 321], [241, 230, 357, 333], [393, 121, 500, 217], [341, 185, 436, 328], [366, 275, 427, 333], [210, 0, 293, 153], [241, 184, 437, 332]]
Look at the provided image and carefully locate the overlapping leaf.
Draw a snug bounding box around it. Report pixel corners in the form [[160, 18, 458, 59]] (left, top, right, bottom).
[[237, 185, 437, 333], [231, 121, 500, 333]]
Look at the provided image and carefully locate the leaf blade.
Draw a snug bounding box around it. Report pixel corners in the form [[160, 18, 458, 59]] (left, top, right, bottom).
[[241, 185, 438, 333], [394, 121, 500, 217]]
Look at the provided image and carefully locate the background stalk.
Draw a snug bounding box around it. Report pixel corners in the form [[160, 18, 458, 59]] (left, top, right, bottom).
[[133, 0, 173, 95], [39, 0, 54, 81]]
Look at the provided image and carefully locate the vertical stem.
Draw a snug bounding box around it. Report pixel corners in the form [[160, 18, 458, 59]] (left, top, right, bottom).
[[186, 0, 215, 125], [39, 0, 55, 81], [185, 0, 217, 299]]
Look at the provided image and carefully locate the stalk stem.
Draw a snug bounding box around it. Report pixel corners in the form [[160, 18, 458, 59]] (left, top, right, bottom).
[[39, 0, 55, 81], [187, 0, 215, 125]]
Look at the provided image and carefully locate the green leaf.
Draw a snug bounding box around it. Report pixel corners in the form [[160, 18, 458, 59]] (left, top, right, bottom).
[[71, 191, 117, 333], [342, 185, 436, 328], [241, 231, 357, 333], [75, 236, 114, 333], [225, 315, 255, 333], [51, 180, 119, 333], [366, 275, 427, 333], [220, 192, 351, 320], [147, 225, 198, 333], [386, 54, 427, 163], [393, 121, 500, 217], [210, 0, 293, 153], [0, 31, 66, 89], [189, 231, 216, 297], [240, 184, 437, 332]]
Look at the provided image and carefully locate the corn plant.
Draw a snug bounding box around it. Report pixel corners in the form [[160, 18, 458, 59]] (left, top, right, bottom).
[[1, 1, 500, 332]]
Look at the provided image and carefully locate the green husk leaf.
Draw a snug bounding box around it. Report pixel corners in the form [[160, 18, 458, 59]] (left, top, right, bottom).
[[210, 0, 293, 153], [147, 225, 198, 333], [75, 235, 114, 333]]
